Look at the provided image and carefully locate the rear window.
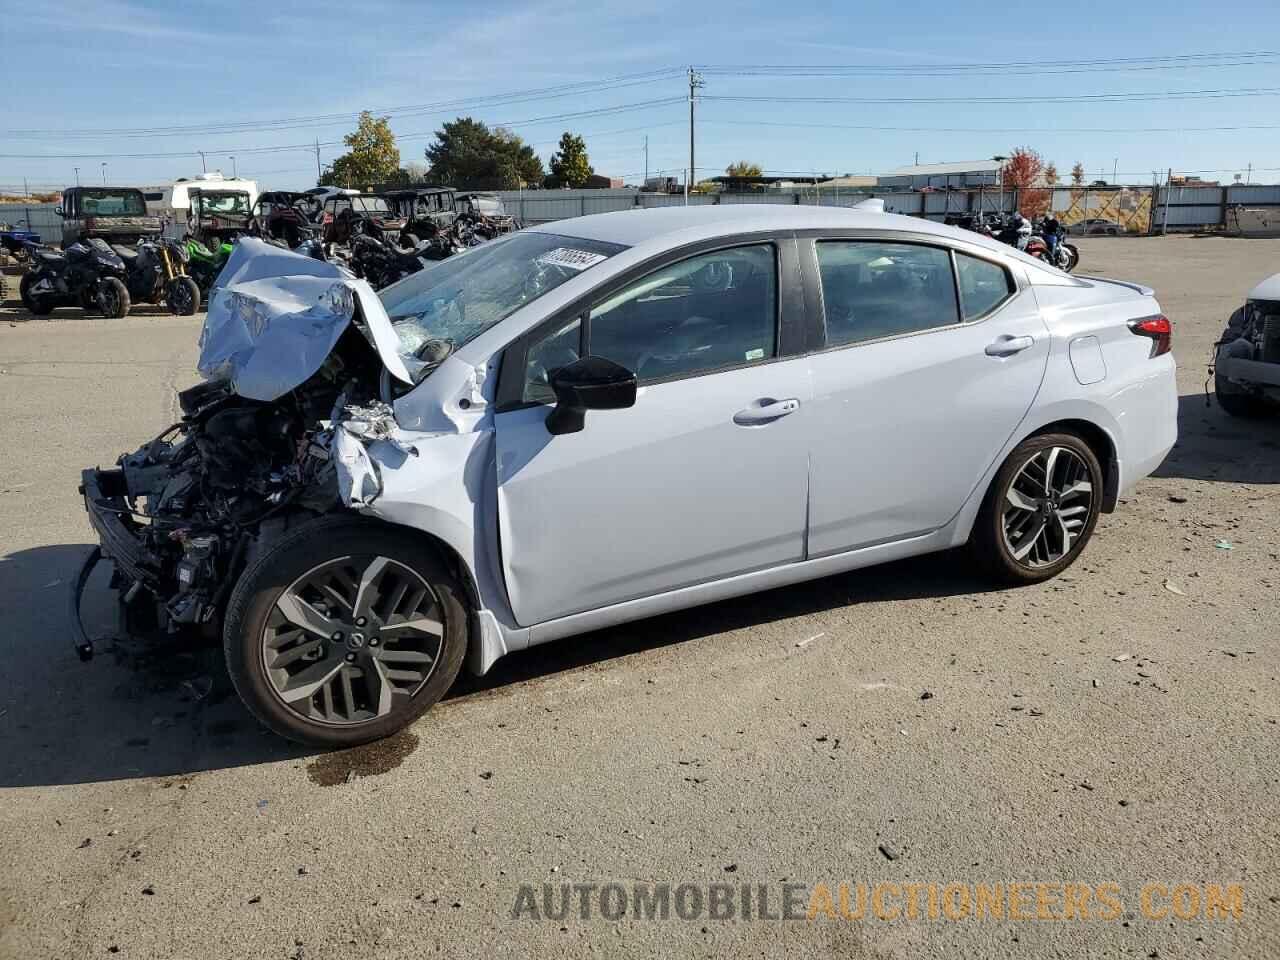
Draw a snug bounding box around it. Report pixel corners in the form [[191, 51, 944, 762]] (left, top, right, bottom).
[[78, 189, 146, 216]]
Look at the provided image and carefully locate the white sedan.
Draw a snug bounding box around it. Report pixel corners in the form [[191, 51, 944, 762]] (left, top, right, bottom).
[[78, 206, 1178, 745]]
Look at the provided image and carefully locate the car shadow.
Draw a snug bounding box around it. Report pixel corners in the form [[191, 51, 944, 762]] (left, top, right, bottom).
[[1153, 393, 1280, 484], [0, 542, 1000, 788]]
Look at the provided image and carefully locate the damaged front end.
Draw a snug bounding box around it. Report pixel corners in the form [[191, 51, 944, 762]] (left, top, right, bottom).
[[73, 239, 420, 660]]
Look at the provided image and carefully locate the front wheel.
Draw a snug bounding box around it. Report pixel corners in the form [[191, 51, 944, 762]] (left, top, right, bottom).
[[97, 277, 130, 318], [166, 277, 200, 316], [1060, 243, 1080, 272], [223, 518, 469, 746], [19, 273, 54, 315], [971, 433, 1103, 584]]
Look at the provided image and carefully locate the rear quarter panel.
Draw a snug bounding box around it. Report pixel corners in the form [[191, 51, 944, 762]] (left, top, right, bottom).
[[1029, 283, 1178, 495]]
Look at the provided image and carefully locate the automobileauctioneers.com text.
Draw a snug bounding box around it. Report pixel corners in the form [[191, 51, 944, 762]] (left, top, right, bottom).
[[511, 881, 1244, 923]]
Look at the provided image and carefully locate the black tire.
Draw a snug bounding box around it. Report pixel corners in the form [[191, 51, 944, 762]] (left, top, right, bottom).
[[223, 517, 470, 747], [1062, 244, 1080, 272], [166, 277, 200, 316], [970, 432, 1103, 585], [18, 273, 54, 315], [97, 277, 130, 318], [400, 232, 420, 250]]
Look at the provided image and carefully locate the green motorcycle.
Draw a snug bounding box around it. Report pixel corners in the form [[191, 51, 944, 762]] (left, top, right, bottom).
[[185, 237, 233, 302]]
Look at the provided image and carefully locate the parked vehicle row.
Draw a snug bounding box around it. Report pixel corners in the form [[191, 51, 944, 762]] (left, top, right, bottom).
[[19, 236, 199, 318]]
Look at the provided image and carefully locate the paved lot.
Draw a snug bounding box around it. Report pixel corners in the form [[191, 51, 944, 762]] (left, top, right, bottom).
[[1, 237, 1278, 959]]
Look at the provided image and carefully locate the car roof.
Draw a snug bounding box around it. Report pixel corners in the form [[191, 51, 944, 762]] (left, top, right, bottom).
[[527, 204, 991, 249]]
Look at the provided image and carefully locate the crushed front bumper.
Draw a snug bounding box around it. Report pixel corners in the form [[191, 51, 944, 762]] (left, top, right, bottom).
[[72, 468, 161, 661]]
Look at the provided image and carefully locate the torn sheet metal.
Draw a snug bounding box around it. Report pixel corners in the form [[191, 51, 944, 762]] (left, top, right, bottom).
[[197, 238, 413, 401]]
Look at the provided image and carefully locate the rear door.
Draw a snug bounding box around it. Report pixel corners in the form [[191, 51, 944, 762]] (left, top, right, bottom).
[[493, 239, 812, 626], [802, 236, 1049, 555]]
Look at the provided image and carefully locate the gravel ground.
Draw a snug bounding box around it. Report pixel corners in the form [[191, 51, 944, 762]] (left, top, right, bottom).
[[0, 236, 1277, 959]]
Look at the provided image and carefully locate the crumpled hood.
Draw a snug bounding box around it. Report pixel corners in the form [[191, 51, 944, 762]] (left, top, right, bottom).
[[197, 238, 413, 401]]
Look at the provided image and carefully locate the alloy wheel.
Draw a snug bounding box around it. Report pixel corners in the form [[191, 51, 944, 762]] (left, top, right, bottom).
[[1000, 446, 1094, 568], [261, 555, 444, 725]]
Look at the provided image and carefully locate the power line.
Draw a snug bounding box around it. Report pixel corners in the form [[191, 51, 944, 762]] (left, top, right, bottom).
[[702, 118, 1280, 134], [703, 86, 1280, 106], [0, 98, 686, 160], [2, 69, 686, 140]]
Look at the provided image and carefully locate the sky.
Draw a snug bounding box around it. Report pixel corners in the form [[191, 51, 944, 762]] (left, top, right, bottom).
[[3, 0, 1280, 193]]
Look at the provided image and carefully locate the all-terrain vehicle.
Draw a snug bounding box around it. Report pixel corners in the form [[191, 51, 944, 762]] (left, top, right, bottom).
[[381, 187, 456, 247], [455, 191, 518, 235], [321, 194, 407, 246], [187, 187, 252, 252], [19, 238, 131, 317], [247, 191, 318, 249], [1215, 273, 1280, 417]]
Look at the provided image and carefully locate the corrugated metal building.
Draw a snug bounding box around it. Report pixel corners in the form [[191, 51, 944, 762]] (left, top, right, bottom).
[[878, 160, 1002, 190]]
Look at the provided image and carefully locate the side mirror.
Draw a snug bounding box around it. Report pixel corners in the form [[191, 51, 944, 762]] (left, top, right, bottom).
[[545, 356, 637, 435], [54, 206, 64, 217]]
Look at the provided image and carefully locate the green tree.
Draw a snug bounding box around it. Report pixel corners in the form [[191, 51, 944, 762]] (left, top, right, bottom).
[[319, 111, 401, 188], [725, 161, 762, 177], [425, 118, 543, 189], [548, 132, 593, 187]]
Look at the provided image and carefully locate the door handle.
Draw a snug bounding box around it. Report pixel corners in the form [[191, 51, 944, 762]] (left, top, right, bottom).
[[985, 335, 1035, 357], [734, 397, 800, 426]]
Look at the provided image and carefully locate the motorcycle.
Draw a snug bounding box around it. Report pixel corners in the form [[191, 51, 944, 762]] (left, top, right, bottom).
[[1032, 220, 1080, 273], [19, 238, 131, 318], [185, 237, 234, 301], [116, 237, 201, 315]]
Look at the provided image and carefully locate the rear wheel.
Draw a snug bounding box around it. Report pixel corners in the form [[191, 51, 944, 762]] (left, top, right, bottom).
[[97, 277, 130, 318], [18, 273, 54, 315], [223, 518, 469, 746], [971, 433, 1102, 584], [166, 277, 200, 316]]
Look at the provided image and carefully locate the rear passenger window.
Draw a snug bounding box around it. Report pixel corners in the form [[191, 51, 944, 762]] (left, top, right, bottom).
[[816, 241, 959, 347], [955, 252, 1015, 319], [588, 244, 777, 383]]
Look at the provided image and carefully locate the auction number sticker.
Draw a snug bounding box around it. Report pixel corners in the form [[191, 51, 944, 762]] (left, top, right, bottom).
[[535, 248, 608, 271]]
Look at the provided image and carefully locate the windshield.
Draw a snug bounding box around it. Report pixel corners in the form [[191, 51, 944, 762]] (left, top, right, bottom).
[[378, 231, 625, 358], [198, 193, 250, 215], [473, 197, 504, 215], [353, 196, 391, 213], [80, 189, 145, 216]]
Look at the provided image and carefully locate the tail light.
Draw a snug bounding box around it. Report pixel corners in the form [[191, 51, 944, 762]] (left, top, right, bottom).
[[1128, 314, 1172, 357]]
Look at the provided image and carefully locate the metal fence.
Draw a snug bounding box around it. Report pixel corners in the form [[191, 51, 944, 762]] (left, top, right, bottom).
[[0, 203, 61, 243], [492, 187, 1022, 226]]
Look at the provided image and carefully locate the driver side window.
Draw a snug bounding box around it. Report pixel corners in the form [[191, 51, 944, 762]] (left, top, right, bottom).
[[589, 244, 777, 384]]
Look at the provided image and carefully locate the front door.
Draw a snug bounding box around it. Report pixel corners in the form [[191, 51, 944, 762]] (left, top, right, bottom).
[[803, 238, 1050, 556], [494, 241, 811, 627]]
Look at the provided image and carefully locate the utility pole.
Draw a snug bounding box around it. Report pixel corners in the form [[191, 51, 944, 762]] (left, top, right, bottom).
[[101, 162, 107, 185], [688, 67, 704, 198], [644, 135, 649, 185], [314, 139, 322, 183], [1113, 158, 1118, 185], [198, 150, 207, 174], [230, 155, 237, 178], [1247, 163, 1252, 184], [74, 166, 80, 186]]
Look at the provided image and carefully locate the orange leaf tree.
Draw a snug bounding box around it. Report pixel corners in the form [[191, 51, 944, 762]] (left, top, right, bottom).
[[1002, 147, 1050, 217]]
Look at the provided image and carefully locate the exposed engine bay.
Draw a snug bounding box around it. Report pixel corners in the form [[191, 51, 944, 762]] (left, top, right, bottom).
[[73, 240, 425, 659], [1214, 273, 1280, 414]]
